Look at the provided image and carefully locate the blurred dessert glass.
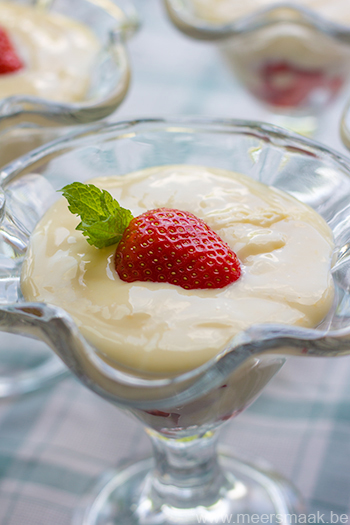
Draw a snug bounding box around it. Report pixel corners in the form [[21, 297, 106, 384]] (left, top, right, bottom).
[[0, 0, 139, 397], [1, 118, 350, 523], [0, 0, 139, 167], [164, 0, 350, 134]]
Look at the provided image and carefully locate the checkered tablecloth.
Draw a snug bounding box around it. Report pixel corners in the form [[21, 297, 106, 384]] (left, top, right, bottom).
[[1, 1, 350, 524]]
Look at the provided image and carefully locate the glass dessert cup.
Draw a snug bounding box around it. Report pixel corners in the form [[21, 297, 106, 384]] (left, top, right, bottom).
[[164, 0, 350, 135], [1, 117, 350, 522], [0, 0, 139, 168], [0, 0, 139, 397]]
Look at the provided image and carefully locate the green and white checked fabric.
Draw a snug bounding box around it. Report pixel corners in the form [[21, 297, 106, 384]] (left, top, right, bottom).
[[0, 350, 350, 524], [1, 0, 350, 523]]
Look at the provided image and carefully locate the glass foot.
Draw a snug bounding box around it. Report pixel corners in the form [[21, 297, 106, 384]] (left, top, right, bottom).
[[0, 333, 68, 398], [74, 451, 303, 525]]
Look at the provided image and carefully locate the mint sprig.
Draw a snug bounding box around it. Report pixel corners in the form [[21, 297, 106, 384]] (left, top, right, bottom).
[[59, 182, 133, 249]]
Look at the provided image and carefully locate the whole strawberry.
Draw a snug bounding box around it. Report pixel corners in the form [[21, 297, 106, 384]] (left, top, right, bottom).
[[60, 183, 241, 291], [0, 27, 23, 75], [115, 208, 241, 290]]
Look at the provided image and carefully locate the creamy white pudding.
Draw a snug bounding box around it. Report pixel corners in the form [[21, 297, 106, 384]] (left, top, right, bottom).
[[0, 2, 100, 102], [190, 0, 350, 25], [21, 165, 334, 375]]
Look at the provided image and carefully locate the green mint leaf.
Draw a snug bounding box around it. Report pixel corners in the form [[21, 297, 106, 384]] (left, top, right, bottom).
[[59, 182, 133, 248]]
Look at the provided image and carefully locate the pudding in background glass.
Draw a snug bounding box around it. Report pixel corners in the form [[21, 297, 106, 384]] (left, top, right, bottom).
[[166, 0, 350, 132], [0, 0, 137, 168], [0, 2, 100, 103], [191, 0, 350, 27]]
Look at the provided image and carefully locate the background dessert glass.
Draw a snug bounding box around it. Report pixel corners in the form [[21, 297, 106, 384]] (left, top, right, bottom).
[[0, 117, 350, 523], [163, 0, 350, 135], [0, 0, 139, 398], [0, 0, 139, 168]]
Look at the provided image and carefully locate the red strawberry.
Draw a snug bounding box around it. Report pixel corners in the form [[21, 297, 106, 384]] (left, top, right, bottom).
[[0, 27, 23, 75], [115, 208, 241, 290]]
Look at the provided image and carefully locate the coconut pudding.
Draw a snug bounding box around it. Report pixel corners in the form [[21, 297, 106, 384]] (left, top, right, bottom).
[[188, 0, 350, 112], [20, 165, 335, 376], [0, 2, 100, 102]]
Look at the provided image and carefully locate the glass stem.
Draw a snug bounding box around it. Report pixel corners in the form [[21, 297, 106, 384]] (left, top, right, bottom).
[[144, 428, 232, 509]]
